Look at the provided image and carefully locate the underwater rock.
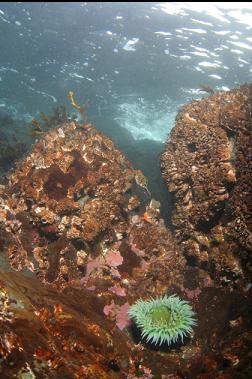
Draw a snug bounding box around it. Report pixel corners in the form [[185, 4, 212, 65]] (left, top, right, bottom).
[[0, 113, 251, 378], [161, 83, 252, 287], [0, 121, 184, 292], [0, 120, 188, 377], [0, 270, 134, 378]]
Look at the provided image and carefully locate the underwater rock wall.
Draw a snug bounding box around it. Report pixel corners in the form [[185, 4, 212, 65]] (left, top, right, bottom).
[[161, 83, 252, 287], [0, 270, 132, 379], [0, 122, 184, 290], [0, 121, 188, 378], [0, 87, 251, 378]]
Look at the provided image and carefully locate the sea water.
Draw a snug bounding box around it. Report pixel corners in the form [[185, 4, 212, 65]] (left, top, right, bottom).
[[0, 2, 252, 221]]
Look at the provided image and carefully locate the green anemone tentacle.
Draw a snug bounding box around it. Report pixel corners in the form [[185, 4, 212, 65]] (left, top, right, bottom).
[[128, 294, 197, 346]]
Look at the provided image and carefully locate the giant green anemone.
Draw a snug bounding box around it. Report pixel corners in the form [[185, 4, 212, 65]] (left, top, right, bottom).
[[128, 294, 197, 346]]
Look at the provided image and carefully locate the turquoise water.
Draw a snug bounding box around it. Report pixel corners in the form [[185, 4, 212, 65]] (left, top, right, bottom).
[[0, 2, 252, 219]]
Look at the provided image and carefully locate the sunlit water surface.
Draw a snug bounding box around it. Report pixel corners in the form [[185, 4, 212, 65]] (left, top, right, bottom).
[[0, 2, 252, 220]]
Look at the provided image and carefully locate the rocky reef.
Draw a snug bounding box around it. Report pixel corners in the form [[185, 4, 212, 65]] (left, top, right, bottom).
[[0, 121, 187, 378], [0, 122, 184, 290], [0, 84, 251, 378], [161, 83, 252, 288]]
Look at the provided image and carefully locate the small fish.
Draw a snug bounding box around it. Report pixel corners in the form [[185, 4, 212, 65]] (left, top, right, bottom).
[[134, 170, 151, 196]]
